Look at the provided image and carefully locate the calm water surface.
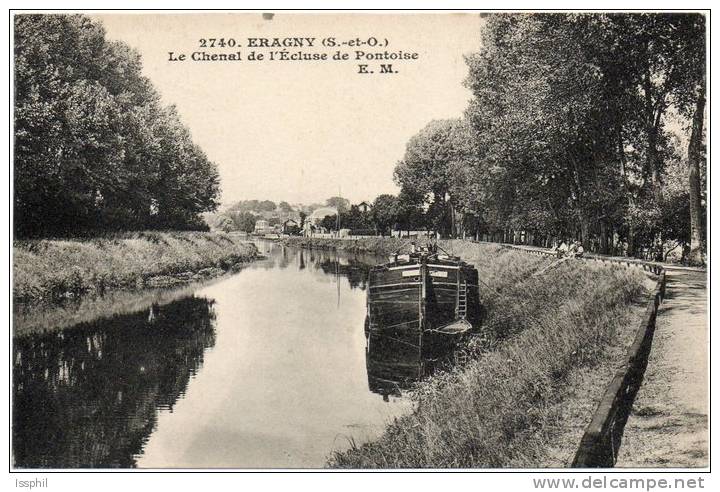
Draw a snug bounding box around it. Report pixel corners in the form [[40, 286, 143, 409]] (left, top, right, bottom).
[[13, 241, 413, 468]]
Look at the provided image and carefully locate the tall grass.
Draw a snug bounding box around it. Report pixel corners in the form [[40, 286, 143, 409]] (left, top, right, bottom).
[[13, 231, 258, 303], [329, 241, 650, 468]]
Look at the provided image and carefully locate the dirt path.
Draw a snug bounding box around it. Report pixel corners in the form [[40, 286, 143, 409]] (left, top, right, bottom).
[[616, 269, 708, 468]]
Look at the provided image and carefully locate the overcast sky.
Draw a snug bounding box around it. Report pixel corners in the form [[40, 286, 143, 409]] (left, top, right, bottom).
[[95, 13, 484, 207]]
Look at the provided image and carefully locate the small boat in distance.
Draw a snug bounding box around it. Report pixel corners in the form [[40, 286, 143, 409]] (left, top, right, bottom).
[[365, 243, 482, 360]]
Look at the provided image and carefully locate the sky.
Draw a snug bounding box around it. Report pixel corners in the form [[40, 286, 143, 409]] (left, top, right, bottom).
[[95, 13, 484, 207]]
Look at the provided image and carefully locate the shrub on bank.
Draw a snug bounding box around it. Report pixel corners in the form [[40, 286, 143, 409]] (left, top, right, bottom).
[[13, 232, 257, 303], [328, 241, 649, 468]]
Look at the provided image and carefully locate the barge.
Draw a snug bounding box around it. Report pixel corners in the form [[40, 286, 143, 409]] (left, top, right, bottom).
[[365, 246, 482, 365]]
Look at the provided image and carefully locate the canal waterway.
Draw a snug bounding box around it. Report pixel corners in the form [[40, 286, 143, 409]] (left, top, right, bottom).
[[12, 240, 413, 468]]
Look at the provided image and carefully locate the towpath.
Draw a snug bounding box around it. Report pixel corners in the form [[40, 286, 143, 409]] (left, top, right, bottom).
[[616, 268, 708, 468]]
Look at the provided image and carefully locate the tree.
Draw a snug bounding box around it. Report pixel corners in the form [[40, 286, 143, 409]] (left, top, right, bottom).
[[278, 201, 293, 214], [394, 119, 477, 237], [665, 15, 708, 264], [146, 105, 220, 230], [14, 14, 221, 237], [396, 190, 426, 234], [258, 200, 277, 212], [208, 214, 235, 233], [325, 196, 350, 214], [656, 158, 696, 260], [320, 214, 338, 231], [606, 14, 706, 258], [339, 205, 371, 231], [229, 211, 258, 233], [284, 222, 301, 235], [371, 194, 400, 236], [466, 14, 627, 246], [687, 90, 705, 264], [462, 13, 705, 256]]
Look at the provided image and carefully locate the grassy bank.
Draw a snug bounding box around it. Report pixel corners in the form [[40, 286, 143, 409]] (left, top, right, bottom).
[[318, 238, 651, 468], [13, 231, 258, 304]]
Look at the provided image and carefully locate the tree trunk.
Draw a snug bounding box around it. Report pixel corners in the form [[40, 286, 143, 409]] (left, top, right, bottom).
[[626, 191, 636, 257], [600, 221, 609, 255], [580, 217, 590, 247], [642, 56, 665, 187], [449, 201, 456, 239], [688, 84, 706, 265]]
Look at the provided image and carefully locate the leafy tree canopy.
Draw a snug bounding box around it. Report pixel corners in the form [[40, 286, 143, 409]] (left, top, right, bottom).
[[14, 14, 220, 237]]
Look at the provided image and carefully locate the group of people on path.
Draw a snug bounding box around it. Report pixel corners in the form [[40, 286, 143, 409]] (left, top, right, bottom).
[[533, 239, 585, 276], [553, 239, 584, 259]]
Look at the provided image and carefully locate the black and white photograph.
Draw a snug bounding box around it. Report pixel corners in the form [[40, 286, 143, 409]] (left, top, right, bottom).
[[8, 7, 710, 477]]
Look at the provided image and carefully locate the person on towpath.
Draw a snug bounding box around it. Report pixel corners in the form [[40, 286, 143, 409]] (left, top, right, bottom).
[[571, 240, 585, 258], [555, 240, 569, 258], [567, 240, 578, 256]]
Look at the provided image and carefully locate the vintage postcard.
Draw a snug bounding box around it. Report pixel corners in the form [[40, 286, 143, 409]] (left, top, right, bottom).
[[10, 10, 709, 475]]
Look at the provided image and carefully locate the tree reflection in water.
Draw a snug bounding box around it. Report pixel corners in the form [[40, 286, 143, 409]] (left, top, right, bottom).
[[254, 243, 374, 291], [13, 295, 216, 468]]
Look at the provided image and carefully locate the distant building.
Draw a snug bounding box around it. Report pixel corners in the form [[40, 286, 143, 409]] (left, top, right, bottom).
[[254, 219, 271, 234], [357, 201, 372, 213], [303, 207, 338, 235]]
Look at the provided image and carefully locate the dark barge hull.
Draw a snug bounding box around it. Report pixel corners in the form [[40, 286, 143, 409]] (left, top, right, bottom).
[[366, 255, 481, 359]]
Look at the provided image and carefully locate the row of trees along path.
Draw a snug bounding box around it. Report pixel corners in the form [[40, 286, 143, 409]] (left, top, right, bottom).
[[391, 13, 705, 265]]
